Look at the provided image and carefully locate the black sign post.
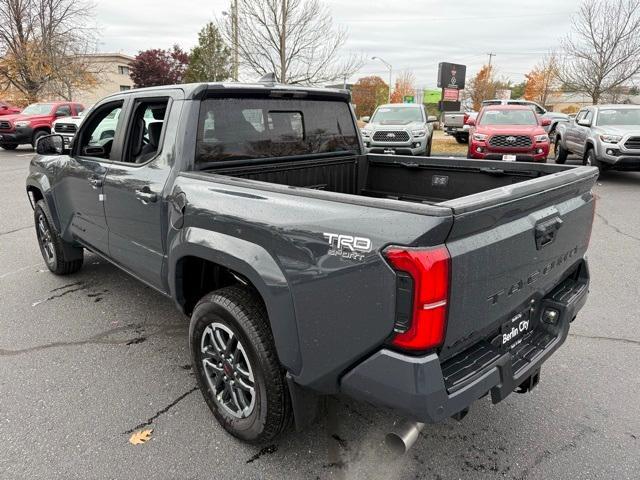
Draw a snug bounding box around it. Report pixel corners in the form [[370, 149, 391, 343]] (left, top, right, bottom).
[[437, 62, 467, 113]]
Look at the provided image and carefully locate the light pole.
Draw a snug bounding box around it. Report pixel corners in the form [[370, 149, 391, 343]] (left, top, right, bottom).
[[372, 56, 392, 103], [222, 0, 239, 81]]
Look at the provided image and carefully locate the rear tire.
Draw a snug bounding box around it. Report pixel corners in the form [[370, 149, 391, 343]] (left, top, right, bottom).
[[1, 143, 18, 150], [554, 137, 568, 164], [190, 286, 292, 443], [34, 200, 83, 275]]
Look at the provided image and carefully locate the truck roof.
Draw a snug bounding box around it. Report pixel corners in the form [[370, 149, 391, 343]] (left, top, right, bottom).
[[103, 82, 351, 102]]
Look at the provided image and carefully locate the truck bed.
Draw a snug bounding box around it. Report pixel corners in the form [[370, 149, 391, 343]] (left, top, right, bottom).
[[205, 153, 581, 206]]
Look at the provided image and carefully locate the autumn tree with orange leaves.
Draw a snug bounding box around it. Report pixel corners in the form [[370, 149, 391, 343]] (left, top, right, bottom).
[[523, 55, 560, 107], [0, 0, 97, 103], [390, 71, 416, 103], [351, 76, 389, 118], [467, 65, 497, 110]]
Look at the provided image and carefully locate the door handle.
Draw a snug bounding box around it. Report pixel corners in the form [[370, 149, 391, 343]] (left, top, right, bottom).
[[88, 177, 103, 188], [135, 189, 158, 204]]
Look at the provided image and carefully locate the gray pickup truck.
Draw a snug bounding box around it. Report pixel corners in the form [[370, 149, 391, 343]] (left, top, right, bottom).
[[554, 104, 640, 171], [361, 103, 437, 156], [27, 82, 597, 447]]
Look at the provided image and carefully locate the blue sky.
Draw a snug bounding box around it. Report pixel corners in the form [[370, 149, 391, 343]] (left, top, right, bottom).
[[95, 0, 581, 88]]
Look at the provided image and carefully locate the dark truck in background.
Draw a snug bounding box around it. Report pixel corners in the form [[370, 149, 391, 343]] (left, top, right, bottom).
[[27, 82, 597, 446]]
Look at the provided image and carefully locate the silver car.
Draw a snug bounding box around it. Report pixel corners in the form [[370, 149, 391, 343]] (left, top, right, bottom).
[[554, 104, 640, 171], [361, 103, 437, 156]]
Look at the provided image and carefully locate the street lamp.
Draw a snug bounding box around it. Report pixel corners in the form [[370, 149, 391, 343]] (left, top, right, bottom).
[[222, 0, 239, 81], [372, 56, 392, 103]]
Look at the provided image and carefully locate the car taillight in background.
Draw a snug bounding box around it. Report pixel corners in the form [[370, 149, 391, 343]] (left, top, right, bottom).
[[383, 246, 450, 352]]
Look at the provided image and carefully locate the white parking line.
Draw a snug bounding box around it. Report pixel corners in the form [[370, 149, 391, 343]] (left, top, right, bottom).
[[0, 263, 42, 280]]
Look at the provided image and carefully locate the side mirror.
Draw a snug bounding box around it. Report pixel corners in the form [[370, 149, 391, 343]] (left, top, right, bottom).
[[427, 115, 438, 123], [361, 116, 370, 123], [466, 117, 476, 126], [0, 105, 7, 110], [36, 134, 64, 155], [541, 118, 552, 127]]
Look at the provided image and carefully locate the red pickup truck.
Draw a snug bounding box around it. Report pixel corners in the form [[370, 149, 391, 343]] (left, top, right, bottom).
[[467, 105, 551, 162], [0, 101, 84, 150]]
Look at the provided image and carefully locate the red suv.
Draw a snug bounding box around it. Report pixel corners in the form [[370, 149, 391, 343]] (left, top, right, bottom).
[[0, 101, 84, 150], [466, 104, 551, 162], [0, 101, 21, 116]]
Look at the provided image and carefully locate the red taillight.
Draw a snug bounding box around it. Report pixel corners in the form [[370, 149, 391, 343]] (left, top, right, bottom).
[[384, 246, 450, 352], [463, 113, 469, 125]]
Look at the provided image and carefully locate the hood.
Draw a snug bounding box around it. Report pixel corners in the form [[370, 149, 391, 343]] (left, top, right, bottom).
[[368, 120, 425, 130], [544, 111, 569, 120], [53, 116, 83, 125], [594, 125, 640, 136], [1, 113, 52, 123], [476, 124, 544, 136]]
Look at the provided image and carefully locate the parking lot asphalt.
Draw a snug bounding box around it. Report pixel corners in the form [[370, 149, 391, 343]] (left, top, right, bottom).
[[1, 146, 639, 480]]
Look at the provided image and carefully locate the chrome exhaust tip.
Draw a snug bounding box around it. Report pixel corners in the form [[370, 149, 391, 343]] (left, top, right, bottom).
[[385, 420, 425, 455]]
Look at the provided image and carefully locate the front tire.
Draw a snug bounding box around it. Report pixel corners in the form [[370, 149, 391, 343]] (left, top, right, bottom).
[[31, 130, 48, 149], [584, 149, 601, 171], [1, 143, 18, 150], [34, 200, 83, 275], [190, 286, 291, 443], [554, 137, 568, 164], [425, 136, 432, 156]]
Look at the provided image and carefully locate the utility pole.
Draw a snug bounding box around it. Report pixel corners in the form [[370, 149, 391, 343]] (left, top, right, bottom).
[[372, 56, 392, 103], [487, 52, 496, 67], [224, 1, 239, 81], [280, 0, 287, 83], [232, 0, 238, 81]]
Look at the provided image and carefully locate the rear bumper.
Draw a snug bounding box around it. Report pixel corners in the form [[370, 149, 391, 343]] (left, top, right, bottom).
[[341, 259, 589, 422]]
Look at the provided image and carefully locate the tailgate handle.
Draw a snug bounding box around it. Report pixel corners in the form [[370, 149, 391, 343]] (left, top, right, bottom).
[[535, 217, 563, 250]]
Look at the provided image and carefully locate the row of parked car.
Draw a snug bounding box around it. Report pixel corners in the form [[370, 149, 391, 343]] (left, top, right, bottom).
[[360, 98, 640, 172], [0, 100, 86, 150]]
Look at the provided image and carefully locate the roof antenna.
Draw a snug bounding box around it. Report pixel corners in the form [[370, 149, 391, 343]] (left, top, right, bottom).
[[258, 73, 277, 84]]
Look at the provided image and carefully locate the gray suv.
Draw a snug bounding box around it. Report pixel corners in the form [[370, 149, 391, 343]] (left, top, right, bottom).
[[554, 104, 640, 171], [361, 103, 437, 156]]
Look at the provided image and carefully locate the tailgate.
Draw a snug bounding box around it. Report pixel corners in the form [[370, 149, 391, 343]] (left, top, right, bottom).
[[439, 166, 598, 359], [444, 113, 466, 127]]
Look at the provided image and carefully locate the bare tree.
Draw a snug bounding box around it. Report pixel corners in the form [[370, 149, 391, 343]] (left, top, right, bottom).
[[558, 0, 640, 104], [220, 0, 362, 85], [0, 0, 97, 103]]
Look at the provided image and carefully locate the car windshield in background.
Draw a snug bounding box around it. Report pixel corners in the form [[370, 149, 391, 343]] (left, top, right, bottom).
[[21, 103, 53, 115], [371, 106, 423, 124], [479, 109, 537, 126], [596, 108, 640, 126], [195, 98, 358, 165]]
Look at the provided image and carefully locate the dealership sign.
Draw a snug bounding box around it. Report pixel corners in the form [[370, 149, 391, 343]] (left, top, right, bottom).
[[437, 62, 466, 90]]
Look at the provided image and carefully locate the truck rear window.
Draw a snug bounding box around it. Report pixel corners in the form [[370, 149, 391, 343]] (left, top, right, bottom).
[[195, 98, 358, 166]]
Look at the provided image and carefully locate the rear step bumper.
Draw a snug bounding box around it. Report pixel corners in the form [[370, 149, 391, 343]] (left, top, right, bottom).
[[340, 259, 589, 423]]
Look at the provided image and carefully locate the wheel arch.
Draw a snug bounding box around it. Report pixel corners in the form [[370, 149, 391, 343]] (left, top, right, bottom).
[[169, 228, 302, 374]]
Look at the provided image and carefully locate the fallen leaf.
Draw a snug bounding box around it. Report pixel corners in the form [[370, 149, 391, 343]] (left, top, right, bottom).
[[129, 428, 153, 445]]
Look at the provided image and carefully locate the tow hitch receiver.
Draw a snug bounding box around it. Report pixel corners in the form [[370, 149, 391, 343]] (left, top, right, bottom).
[[515, 368, 541, 394]]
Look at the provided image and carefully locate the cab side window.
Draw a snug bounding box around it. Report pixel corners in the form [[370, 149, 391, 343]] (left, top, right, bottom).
[[123, 99, 169, 164], [55, 104, 71, 117], [77, 101, 123, 160]]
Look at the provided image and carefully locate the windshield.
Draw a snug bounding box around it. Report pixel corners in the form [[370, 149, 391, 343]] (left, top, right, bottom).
[[596, 108, 640, 126], [371, 106, 423, 124], [479, 109, 537, 126], [21, 103, 54, 115]]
